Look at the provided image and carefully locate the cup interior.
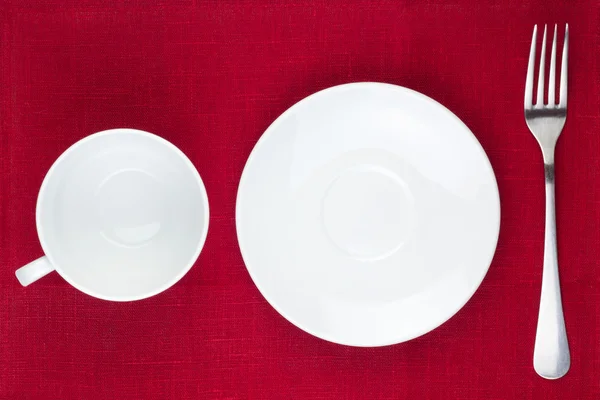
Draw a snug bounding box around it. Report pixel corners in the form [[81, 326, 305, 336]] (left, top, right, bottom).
[[37, 129, 209, 300]]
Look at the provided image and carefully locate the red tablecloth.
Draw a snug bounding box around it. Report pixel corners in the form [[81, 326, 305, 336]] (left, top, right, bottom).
[[1, 1, 599, 399]]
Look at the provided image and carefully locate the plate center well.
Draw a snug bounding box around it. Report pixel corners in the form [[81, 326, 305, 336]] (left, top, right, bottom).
[[321, 164, 415, 261]]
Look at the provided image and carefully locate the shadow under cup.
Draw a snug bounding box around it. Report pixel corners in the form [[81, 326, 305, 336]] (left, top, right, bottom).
[[36, 129, 209, 301]]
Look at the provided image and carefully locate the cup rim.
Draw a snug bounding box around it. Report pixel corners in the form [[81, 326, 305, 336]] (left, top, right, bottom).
[[35, 128, 210, 301]]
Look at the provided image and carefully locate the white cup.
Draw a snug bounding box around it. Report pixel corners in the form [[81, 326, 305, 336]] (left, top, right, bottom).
[[15, 129, 210, 301]]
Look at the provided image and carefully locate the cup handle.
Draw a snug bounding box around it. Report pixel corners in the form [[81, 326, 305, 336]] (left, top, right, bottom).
[[15, 256, 55, 286]]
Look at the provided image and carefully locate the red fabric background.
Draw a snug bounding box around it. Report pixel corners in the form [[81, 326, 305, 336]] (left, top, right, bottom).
[[1, 1, 599, 399]]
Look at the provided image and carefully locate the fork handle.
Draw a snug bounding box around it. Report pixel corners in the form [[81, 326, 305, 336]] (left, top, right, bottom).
[[533, 163, 570, 379]]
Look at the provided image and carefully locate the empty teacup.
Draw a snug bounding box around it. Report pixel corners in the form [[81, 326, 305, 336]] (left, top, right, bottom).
[[15, 128, 209, 301]]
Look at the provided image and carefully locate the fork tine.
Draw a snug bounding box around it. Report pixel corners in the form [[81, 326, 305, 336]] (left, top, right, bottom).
[[548, 25, 557, 105], [536, 25, 547, 106], [559, 24, 569, 107], [525, 25, 537, 108]]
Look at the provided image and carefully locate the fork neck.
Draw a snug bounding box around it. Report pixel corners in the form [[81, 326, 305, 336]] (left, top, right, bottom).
[[541, 144, 556, 166], [544, 163, 555, 183]]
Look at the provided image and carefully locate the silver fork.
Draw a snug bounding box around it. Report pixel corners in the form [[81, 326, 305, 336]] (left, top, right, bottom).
[[524, 23, 570, 379]]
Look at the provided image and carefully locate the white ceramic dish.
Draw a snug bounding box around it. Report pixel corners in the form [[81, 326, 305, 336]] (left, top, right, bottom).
[[15, 128, 209, 301], [236, 82, 500, 346]]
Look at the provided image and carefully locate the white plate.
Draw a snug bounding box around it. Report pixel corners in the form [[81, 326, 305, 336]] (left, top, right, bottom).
[[236, 83, 500, 346]]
